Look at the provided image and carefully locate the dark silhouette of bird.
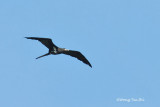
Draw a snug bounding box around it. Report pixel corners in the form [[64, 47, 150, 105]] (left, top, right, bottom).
[[25, 37, 92, 67]]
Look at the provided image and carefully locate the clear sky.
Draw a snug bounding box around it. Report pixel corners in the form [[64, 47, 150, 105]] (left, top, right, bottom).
[[0, 0, 160, 107]]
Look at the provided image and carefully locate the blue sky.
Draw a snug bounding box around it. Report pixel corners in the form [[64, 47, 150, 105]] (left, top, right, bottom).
[[0, 0, 160, 107]]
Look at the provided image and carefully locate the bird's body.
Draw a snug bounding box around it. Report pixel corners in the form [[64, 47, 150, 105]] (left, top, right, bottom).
[[25, 37, 92, 67]]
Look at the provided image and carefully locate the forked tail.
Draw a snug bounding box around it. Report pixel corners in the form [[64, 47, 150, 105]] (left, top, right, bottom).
[[36, 53, 50, 59]]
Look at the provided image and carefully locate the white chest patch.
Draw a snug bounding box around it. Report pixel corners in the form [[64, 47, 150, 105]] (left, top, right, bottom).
[[53, 47, 57, 53]]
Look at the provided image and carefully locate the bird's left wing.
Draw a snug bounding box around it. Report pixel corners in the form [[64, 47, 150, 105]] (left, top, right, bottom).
[[62, 50, 92, 67], [25, 37, 58, 49]]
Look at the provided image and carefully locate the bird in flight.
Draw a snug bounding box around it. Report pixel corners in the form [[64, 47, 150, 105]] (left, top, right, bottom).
[[25, 37, 92, 68]]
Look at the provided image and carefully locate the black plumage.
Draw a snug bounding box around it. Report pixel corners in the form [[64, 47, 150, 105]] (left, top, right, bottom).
[[25, 37, 92, 67]]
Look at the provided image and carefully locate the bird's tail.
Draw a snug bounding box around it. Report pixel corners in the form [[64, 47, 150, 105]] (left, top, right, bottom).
[[36, 53, 50, 59]]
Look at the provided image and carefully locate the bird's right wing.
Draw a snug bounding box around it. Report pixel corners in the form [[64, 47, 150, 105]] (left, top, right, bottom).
[[25, 37, 58, 49], [62, 50, 92, 67]]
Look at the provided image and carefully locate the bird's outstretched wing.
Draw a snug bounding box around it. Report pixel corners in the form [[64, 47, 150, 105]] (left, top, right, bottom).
[[62, 50, 92, 67], [25, 37, 57, 49]]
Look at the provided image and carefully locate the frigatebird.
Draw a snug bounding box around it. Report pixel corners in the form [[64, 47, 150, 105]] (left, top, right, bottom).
[[25, 37, 92, 67]]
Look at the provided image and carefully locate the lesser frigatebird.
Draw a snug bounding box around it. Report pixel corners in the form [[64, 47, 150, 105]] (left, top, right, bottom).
[[25, 37, 92, 67]]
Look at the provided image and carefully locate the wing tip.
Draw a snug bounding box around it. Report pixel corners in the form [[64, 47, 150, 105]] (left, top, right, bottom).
[[88, 64, 92, 68], [25, 37, 31, 39]]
